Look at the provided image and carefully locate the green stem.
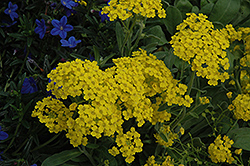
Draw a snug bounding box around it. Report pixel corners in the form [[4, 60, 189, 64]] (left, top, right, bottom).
[[187, 71, 195, 95], [78, 146, 96, 166], [170, 107, 186, 130], [15, 49, 29, 81], [235, 78, 242, 94], [12, 138, 29, 155], [186, 103, 201, 116], [30, 134, 60, 152], [3, 122, 22, 154]]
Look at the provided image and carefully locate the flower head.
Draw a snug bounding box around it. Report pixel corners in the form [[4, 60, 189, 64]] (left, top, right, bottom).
[[99, 11, 110, 22], [34, 19, 47, 39], [61, 0, 77, 9], [64, 7, 77, 17], [0, 126, 8, 141], [51, 16, 73, 39], [60, 36, 81, 48], [21, 77, 38, 94], [4, 2, 18, 21]]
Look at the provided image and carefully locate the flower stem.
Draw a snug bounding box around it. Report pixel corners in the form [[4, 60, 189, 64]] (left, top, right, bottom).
[[78, 145, 96, 166], [187, 71, 195, 95]]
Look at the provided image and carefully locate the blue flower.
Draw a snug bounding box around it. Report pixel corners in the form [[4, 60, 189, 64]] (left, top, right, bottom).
[[21, 77, 38, 94], [4, 2, 18, 21], [99, 11, 110, 22], [0, 126, 8, 141], [34, 19, 47, 39], [50, 16, 73, 39], [64, 6, 77, 17], [61, 0, 77, 9], [31, 164, 37, 166], [60, 36, 81, 48], [50, 2, 57, 9]]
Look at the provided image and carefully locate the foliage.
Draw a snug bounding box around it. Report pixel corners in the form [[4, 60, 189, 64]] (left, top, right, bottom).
[[1, 0, 250, 166]]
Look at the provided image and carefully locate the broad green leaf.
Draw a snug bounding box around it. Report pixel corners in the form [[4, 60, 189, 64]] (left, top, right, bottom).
[[231, 0, 250, 26], [209, 0, 240, 25], [144, 25, 168, 45], [175, 0, 193, 17], [191, 6, 199, 14], [228, 127, 250, 151], [162, 6, 182, 35], [42, 149, 82, 166], [199, 3, 214, 15], [115, 22, 124, 53]]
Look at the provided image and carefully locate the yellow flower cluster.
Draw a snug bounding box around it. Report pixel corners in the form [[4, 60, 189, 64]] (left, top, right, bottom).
[[231, 94, 250, 121], [74, 0, 87, 6], [101, 0, 166, 21], [109, 127, 143, 163], [208, 135, 234, 164], [154, 125, 180, 147], [199, 96, 210, 104], [33, 49, 193, 151], [114, 49, 193, 127], [170, 13, 231, 86], [144, 155, 174, 166], [228, 27, 250, 121], [31, 96, 73, 133]]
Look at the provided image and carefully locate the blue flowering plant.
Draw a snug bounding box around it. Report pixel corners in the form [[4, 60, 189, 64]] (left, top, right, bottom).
[[0, 126, 8, 141], [4, 2, 18, 21], [51, 15, 73, 39], [60, 36, 81, 48], [34, 19, 47, 39]]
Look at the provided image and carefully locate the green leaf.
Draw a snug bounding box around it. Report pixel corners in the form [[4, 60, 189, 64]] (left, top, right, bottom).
[[93, 45, 100, 64], [100, 53, 116, 68], [228, 127, 250, 151], [231, 0, 250, 26], [199, 3, 214, 15], [175, 0, 193, 16], [226, 50, 236, 71], [115, 22, 124, 53], [42, 149, 82, 166], [191, 6, 199, 14], [21, 120, 30, 129], [0, 28, 5, 38], [69, 53, 87, 60], [86, 143, 99, 149], [189, 112, 199, 118], [7, 33, 26, 41], [209, 0, 241, 25], [27, 37, 33, 47], [162, 6, 182, 35]]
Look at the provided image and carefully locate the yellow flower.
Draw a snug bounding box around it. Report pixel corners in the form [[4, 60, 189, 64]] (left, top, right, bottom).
[[235, 149, 242, 155], [208, 135, 234, 164], [179, 127, 185, 135], [171, 13, 231, 86], [226, 92, 233, 99]]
